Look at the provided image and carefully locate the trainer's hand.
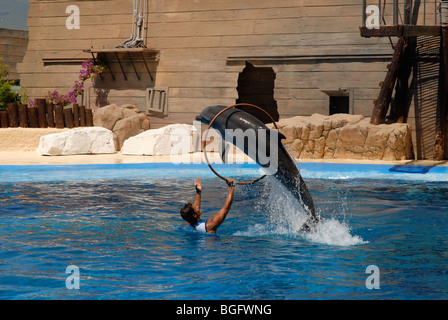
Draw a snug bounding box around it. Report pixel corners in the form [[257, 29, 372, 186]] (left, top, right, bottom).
[[194, 177, 202, 192]]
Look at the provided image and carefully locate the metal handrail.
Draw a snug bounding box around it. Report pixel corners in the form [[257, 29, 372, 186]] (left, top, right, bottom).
[[362, 0, 441, 27]]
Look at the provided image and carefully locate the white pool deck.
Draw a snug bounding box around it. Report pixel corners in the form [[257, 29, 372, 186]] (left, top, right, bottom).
[[1, 128, 447, 167], [0, 151, 447, 167]]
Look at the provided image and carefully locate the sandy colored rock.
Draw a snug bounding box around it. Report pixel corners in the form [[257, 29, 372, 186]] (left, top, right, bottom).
[[93, 104, 123, 130], [122, 105, 141, 118], [273, 113, 414, 161], [113, 115, 143, 149], [93, 104, 151, 150]]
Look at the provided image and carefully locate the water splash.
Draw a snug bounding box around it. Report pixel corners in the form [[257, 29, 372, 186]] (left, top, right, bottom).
[[300, 218, 367, 246], [234, 176, 367, 246]]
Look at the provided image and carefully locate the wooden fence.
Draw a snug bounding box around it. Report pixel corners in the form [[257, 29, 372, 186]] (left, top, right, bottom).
[[0, 99, 93, 129]]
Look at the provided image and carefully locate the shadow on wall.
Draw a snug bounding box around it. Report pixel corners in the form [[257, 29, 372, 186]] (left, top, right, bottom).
[[95, 88, 110, 107], [236, 61, 279, 124], [413, 35, 441, 160]]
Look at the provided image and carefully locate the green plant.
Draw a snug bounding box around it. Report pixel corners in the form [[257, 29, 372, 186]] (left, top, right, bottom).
[[0, 82, 19, 111], [0, 57, 8, 81], [0, 58, 19, 111], [18, 86, 29, 105]]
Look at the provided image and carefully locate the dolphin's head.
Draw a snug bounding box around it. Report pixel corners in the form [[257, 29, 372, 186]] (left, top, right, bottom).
[[196, 105, 286, 140], [195, 105, 229, 126]]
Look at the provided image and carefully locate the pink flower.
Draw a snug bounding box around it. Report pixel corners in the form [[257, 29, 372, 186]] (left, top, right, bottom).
[[46, 59, 105, 106]]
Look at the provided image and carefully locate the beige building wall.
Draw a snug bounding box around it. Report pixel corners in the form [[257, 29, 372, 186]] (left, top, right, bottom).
[[0, 28, 29, 81], [18, 0, 393, 129]]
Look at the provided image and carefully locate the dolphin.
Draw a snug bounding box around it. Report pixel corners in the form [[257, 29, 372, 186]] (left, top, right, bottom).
[[196, 105, 320, 230]]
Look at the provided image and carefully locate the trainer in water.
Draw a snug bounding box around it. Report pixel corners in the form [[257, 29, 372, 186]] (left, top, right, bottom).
[[196, 105, 321, 231], [181, 177, 235, 234]]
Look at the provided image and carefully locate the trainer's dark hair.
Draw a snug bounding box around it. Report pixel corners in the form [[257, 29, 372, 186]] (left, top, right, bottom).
[[180, 202, 198, 225]]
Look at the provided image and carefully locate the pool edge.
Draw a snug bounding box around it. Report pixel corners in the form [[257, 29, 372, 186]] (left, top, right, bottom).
[[1, 151, 447, 167]]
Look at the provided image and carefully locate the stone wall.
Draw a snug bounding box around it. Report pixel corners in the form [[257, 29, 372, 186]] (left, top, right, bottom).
[[272, 114, 414, 161]]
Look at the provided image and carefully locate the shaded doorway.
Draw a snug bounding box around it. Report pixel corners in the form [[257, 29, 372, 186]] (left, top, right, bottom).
[[321, 89, 351, 115], [236, 62, 279, 123], [329, 96, 350, 115]]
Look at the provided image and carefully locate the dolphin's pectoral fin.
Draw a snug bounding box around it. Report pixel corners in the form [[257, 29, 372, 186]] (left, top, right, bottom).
[[219, 140, 231, 163], [278, 131, 286, 141]]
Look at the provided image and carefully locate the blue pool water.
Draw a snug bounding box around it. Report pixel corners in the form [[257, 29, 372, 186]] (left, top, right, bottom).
[[0, 162, 447, 299]]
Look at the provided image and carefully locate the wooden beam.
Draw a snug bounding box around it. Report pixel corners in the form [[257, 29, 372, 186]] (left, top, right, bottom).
[[360, 25, 441, 38], [389, 37, 416, 124], [84, 48, 159, 55], [226, 54, 392, 66], [404, 0, 412, 25], [371, 37, 407, 125]]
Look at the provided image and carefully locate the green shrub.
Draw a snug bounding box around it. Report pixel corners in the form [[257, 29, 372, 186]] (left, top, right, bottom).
[[0, 57, 8, 81], [0, 58, 19, 111]]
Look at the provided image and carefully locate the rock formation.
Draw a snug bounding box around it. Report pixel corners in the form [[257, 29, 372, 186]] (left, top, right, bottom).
[[271, 113, 414, 161], [93, 104, 150, 150], [36, 127, 116, 156], [121, 124, 199, 156]]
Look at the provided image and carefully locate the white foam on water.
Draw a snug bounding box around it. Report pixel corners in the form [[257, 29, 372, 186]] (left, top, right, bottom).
[[234, 176, 367, 246], [300, 218, 368, 246]]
